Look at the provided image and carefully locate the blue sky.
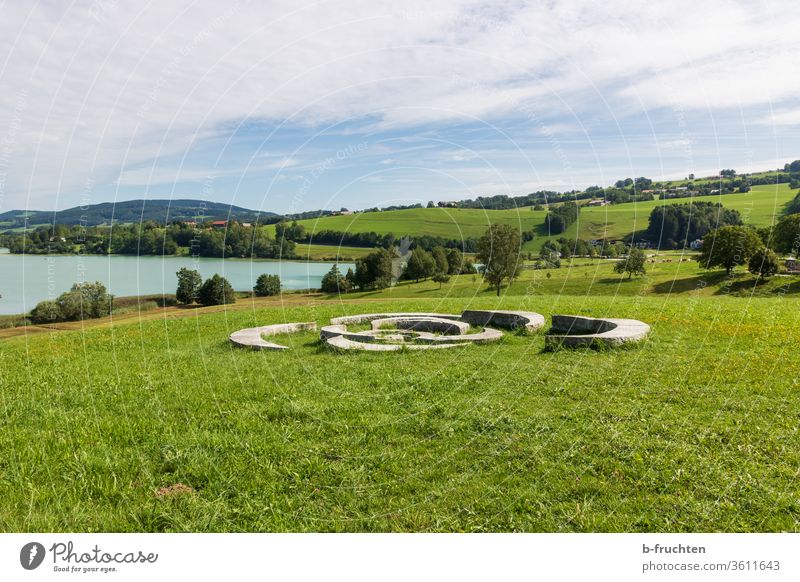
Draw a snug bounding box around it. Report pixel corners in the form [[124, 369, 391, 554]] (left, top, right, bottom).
[[1, 0, 799, 214]]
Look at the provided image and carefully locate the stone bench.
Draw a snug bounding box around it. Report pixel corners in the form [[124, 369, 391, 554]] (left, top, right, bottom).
[[544, 315, 649, 348], [229, 322, 317, 350], [460, 310, 545, 332]]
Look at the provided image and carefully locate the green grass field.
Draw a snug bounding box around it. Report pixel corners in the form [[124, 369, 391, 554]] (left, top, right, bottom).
[[2, 261, 799, 531], [273, 184, 795, 253], [292, 243, 375, 261]]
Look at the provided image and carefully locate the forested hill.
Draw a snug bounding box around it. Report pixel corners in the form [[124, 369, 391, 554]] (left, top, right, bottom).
[[0, 199, 279, 229]]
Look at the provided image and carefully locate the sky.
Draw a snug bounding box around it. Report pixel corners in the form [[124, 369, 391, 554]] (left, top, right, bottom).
[[0, 0, 799, 215]]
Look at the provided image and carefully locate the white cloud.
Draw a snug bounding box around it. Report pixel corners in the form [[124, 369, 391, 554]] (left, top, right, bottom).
[[0, 0, 798, 209]]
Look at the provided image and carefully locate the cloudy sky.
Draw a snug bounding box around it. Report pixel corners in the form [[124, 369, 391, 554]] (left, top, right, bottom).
[[1, 0, 799, 214]]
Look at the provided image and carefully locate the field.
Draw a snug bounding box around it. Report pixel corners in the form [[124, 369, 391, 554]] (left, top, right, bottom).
[[273, 183, 795, 252], [293, 243, 376, 261], [2, 256, 799, 532]]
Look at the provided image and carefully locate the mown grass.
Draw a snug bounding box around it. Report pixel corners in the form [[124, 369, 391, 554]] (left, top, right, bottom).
[[270, 184, 795, 252], [1, 291, 799, 532]]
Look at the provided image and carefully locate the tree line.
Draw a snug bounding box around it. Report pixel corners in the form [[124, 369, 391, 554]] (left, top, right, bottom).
[[2, 222, 297, 259]]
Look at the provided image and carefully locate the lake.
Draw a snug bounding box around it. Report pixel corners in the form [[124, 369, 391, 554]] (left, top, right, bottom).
[[0, 253, 353, 315]]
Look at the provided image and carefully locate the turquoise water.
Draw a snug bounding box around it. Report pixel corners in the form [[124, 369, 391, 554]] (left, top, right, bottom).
[[0, 253, 353, 315]]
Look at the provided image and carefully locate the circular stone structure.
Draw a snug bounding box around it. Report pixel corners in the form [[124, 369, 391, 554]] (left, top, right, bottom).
[[230, 310, 546, 353], [544, 315, 650, 348], [320, 311, 526, 351]]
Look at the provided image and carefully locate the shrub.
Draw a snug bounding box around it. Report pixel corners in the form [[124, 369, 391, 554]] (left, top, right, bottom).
[[29, 300, 63, 324], [197, 274, 235, 306], [254, 274, 281, 296]]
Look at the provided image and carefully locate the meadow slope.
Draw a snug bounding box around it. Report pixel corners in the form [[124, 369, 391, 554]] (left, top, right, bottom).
[[272, 183, 795, 252], [1, 291, 798, 532]]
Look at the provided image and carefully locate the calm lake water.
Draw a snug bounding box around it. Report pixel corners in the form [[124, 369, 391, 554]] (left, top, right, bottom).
[[0, 253, 353, 315]]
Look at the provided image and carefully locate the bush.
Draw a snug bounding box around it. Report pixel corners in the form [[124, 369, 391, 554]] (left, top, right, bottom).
[[29, 300, 63, 324], [254, 274, 281, 296], [197, 274, 235, 306]]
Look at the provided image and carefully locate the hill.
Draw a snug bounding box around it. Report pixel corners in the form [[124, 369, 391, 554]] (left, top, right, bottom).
[[273, 183, 795, 251], [0, 199, 278, 230]]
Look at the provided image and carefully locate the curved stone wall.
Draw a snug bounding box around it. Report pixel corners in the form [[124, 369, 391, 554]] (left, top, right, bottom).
[[229, 322, 317, 350], [545, 315, 649, 348], [370, 316, 470, 335], [460, 310, 545, 332]]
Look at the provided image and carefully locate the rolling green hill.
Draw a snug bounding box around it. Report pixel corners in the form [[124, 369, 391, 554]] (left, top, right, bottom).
[[275, 183, 795, 251], [0, 199, 278, 230]]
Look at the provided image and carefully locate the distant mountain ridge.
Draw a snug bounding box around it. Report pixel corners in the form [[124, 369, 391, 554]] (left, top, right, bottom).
[[0, 199, 280, 229]]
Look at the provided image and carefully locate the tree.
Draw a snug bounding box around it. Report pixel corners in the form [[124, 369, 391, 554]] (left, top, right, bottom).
[[772, 214, 800, 254], [431, 246, 449, 274], [197, 274, 235, 306], [696, 226, 762, 275], [404, 247, 436, 281], [614, 248, 647, 278], [254, 274, 281, 296], [320, 265, 350, 294], [354, 248, 394, 290], [444, 247, 464, 274], [432, 271, 451, 289], [748, 247, 779, 281], [476, 224, 522, 296], [175, 268, 202, 304]]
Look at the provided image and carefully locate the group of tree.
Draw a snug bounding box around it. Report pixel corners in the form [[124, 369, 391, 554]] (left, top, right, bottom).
[[320, 244, 476, 293], [3, 221, 296, 259], [544, 201, 579, 234], [320, 264, 355, 293], [29, 282, 114, 324], [645, 202, 742, 249], [696, 226, 779, 280], [176, 268, 234, 306]]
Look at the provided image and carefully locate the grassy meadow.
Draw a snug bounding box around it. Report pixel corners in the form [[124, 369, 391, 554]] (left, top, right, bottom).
[[272, 183, 795, 253], [1, 257, 800, 532]]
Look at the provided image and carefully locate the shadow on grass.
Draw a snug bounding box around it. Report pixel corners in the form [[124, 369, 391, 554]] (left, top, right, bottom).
[[714, 276, 800, 296], [650, 271, 729, 294]]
